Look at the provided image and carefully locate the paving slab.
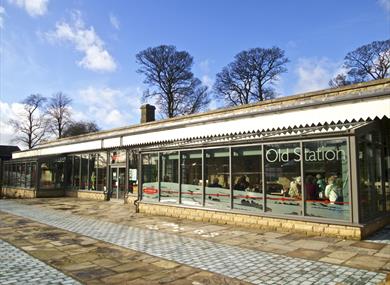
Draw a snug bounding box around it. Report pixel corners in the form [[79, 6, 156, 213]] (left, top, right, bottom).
[[0, 199, 387, 285], [0, 239, 80, 285]]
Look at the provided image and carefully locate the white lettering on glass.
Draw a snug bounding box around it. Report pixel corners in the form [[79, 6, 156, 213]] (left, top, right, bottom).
[[266, 146, 346, 163]]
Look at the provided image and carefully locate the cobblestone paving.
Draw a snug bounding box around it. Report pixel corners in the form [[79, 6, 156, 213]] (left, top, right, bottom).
[[0, 239, 80, 285], [0, 200, 386, 285], [366, 225, 390, 245]]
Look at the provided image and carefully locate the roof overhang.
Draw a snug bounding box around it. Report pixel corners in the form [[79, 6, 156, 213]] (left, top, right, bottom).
[[12, 85, 390, 159]]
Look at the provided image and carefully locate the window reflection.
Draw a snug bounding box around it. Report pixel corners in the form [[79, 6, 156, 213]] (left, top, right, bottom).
[[181, 150, 203, 206], [205, 148, 230, 209], [232, 146, 263, 211], [97, 152, 107, 192], [303, 139, 350, 221], [160, 151, 179, 203], [142, 153, 159, 201], [265, 143, 302, 215]]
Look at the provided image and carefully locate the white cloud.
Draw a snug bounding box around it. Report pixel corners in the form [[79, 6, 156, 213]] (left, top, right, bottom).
[[294, 57, 342, 93], [0, 6, 5, 29], [109, 13, 120, 30], [76, 86, 142, 129], [378, 0, 390, 13], [199, 59, 214, 89], [46, 10, 117, 72], [0, 100, 25, 147], [199, 59, 210, 73], [201, 75, 213, 89], [8, 0, 49, 17]]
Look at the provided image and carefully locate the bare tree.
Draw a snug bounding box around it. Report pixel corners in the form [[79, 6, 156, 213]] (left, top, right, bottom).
[[214, 47, 289, 106], [136, 45, 209, 118], [62, 121, 100, 137], [329, 39, 390, 87], [9, 94, 48, 149], [46, 92, 72, 139], [328, 74, 352, 88]]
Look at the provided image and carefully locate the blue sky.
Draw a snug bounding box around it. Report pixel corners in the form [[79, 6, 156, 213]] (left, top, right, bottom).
[[0, 0, 389, 146]]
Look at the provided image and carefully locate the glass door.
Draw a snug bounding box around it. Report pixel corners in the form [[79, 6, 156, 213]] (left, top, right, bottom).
[[110, 167, 126, 199]]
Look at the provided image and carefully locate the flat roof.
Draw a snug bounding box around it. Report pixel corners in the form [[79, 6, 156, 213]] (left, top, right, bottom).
[[12, 78, 390, 159]]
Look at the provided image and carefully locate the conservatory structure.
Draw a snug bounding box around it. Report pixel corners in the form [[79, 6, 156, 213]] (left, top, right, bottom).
[[2, 79, 390, 239]]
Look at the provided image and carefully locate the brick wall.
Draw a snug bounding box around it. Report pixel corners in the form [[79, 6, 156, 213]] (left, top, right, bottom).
[[139, 203, 364, 240], [65, 190, 105, 201], [0, 187, 36, 199]]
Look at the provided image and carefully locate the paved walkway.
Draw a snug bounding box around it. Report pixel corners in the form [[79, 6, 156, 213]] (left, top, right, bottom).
[[0, 200, 387, 285], [0, 239, 80, 285]]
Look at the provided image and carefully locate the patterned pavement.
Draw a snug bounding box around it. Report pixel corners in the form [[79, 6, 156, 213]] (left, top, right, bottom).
[[0, 200, 387, 285], [366, 225, 390, 245], [0, 239, 80, 285]]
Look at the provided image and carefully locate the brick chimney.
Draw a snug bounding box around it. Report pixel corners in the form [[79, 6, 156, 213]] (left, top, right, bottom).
[[140, 104, 156, 123]]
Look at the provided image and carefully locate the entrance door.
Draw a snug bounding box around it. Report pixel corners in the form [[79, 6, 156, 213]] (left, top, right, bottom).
[[110, 167, 126, 199]]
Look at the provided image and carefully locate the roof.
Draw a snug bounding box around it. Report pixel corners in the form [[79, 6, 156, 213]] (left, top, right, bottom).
[[12, 78, 390, 159], [0, 145, 21, 160]]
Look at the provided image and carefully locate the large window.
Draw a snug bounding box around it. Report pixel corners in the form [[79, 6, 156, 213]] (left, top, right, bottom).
[[142, 153, 159, 201], [232, 146, 263, 212], [73, 155, 80, 188], [128, 150, 138, 194], [110, 150, 126, 164], [31, 163, 37, 188], [160, 151, 179, 203], [303, 139, 350, 221], [89, 154, 97, 190], [97, 152, 107, 191], [359, 132, 384, 222], [80, 154, 89, 190], [205, 148, 230, 209], [20, 164, 26, 187], [40, 162, 54, 189], [265, 143, 302, 215], [181, 150, 203, 206]]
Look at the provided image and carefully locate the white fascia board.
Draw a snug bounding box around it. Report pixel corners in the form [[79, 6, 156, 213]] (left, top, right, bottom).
[[12, 140, 102, 159], [13, 96, 390, 158], [102, 137, 121, 148], [123, 97, 390, 146]]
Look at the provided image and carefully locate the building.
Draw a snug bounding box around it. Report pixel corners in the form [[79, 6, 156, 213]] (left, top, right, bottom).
[[0, 145, 20, 189], [2, 79, 390, 239]]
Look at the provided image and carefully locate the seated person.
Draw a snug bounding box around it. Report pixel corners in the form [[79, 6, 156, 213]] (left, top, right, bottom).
[[325, 175, 339, 204], [305, 175, 317, 200], [209, 177, 222, 188], [234, 175, 249, 191], [289, 176, 301, 199]]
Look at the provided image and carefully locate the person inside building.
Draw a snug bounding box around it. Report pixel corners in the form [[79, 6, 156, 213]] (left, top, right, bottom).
[[289, 176, 302, 199], [209, 177, 222, 188], [234, 175, 249, 191], [305, 175, 317, 200]]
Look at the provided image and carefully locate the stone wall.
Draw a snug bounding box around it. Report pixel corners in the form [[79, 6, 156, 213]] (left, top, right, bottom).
[[37, 189, 65, 198], [65, 190, 105, 201], [125, 195, 137, 205], [361, 216, 390, 239], [139, 203, 365, 240], [1, 187, 36, 199]]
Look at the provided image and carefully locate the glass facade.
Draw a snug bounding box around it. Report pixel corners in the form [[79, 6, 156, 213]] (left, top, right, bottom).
[[97, 152, 107, 192], [2, 161, 37, 188], [128, 150, 138, 194], [303, 139, 350, 221], [265, 143, 302, 215], [160, 151, 179, 203], [2, 121, 389, 226], [141, 153, 159, 201], [205, 148, 230, 209], [358, 132, 385, 222], [181, 150, 203, 206], [137, 136, 378, 223], [232, 146, 263, 212]]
